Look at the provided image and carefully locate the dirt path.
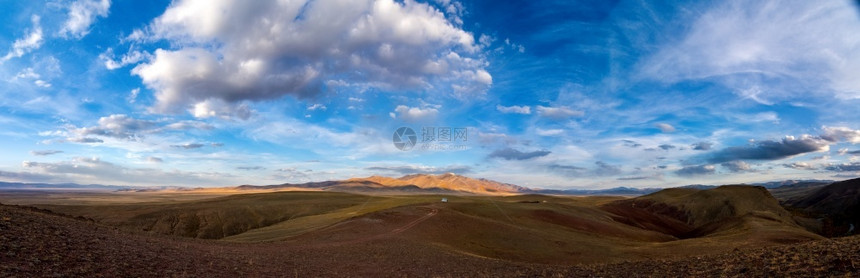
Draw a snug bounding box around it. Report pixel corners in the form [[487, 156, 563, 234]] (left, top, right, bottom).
[[391, 207, 438, 234]]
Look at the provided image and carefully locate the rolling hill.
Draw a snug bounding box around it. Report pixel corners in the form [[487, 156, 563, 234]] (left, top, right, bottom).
[[600, 185, 818, 242], [782, 178, 860, 236]]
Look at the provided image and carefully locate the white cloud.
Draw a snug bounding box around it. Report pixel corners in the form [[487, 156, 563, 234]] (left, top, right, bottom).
[[59, 0, 111, 38], [34, 80, 51, 88], [783, 162, 816, 170], [820, 126, 860, 144], [536, 128, 563, 136], [14, 68, 40, 79], [655, 123, 676, 133], [101, 49, 148, 70], [131, 0, 487, 117], [307, 104, 327, 111], [190, 99, 253, 120], [128, 88, 140, 103], [44, 115, 215, 148], [496, 105, 531, 114], [2, 15, 43, 62], [536, 105, 583, 119], [639, 0, 860, 101], [392, 105, 438, 122]]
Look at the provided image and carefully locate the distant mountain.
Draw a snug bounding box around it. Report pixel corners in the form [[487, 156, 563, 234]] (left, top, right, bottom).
[[529, 187, 662, 196], [753, 179, 835, 189], [348, 173, 529, 194], [239, 173, 527, 195]]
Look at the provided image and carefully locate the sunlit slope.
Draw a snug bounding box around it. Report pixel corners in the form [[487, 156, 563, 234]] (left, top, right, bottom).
[[601, 185, 821, 242], [38, 191, 373, 239], [223, 195, 441, 242]]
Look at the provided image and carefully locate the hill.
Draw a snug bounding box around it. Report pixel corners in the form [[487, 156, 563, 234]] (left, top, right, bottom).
[[600, 185, 818, 241], [783, 178, 860, 236]]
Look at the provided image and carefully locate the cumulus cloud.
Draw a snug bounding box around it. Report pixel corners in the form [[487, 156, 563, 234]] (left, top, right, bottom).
[[824, 162, 860, 172], [496, 105, 531, 114], [692, 142, 713, 151], [820, 126, 860, 144], [391, 105, 438, 122], [655, 123, 675, 133], [639, 0, 860, 101], [131, 0, 487, 117], [783, 162, 816, 170], [68, 114, 156, 141], [707, 135, 829, 163], [46, 115, 215, 145], [675, 164, 716, 176], [59, 0, 111, 38], [2, 15, 43, 62], [536, 106, 583, 119], [658, 144, 676, 150], [190, 99, 253, 120], [365, 164, 471, 175], [721, 160, 752, 172], [146, 156, 163, 163], [488, 148, 550, 160], [30, 150, 63, 156]]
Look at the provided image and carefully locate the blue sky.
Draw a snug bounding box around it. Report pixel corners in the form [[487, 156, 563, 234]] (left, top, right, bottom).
[[1, 0, 860, 189]]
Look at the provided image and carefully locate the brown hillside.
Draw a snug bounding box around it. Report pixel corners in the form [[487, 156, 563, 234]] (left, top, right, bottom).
[[601, 185, 812, 239], [784, 178, 860, 236]]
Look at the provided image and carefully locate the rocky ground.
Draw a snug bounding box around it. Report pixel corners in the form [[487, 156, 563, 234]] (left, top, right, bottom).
[[1, 204, 858, 277]]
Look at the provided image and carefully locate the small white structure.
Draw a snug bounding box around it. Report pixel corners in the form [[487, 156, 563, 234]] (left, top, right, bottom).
[[441, 198, 448, 203]]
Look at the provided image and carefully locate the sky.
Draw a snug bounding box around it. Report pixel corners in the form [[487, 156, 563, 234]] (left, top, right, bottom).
[[1, 0, 860, 189]]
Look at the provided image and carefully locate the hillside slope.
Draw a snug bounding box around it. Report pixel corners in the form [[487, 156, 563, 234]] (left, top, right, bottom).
[[600, 185, 818, 241], [783, 178, 860, 236]]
